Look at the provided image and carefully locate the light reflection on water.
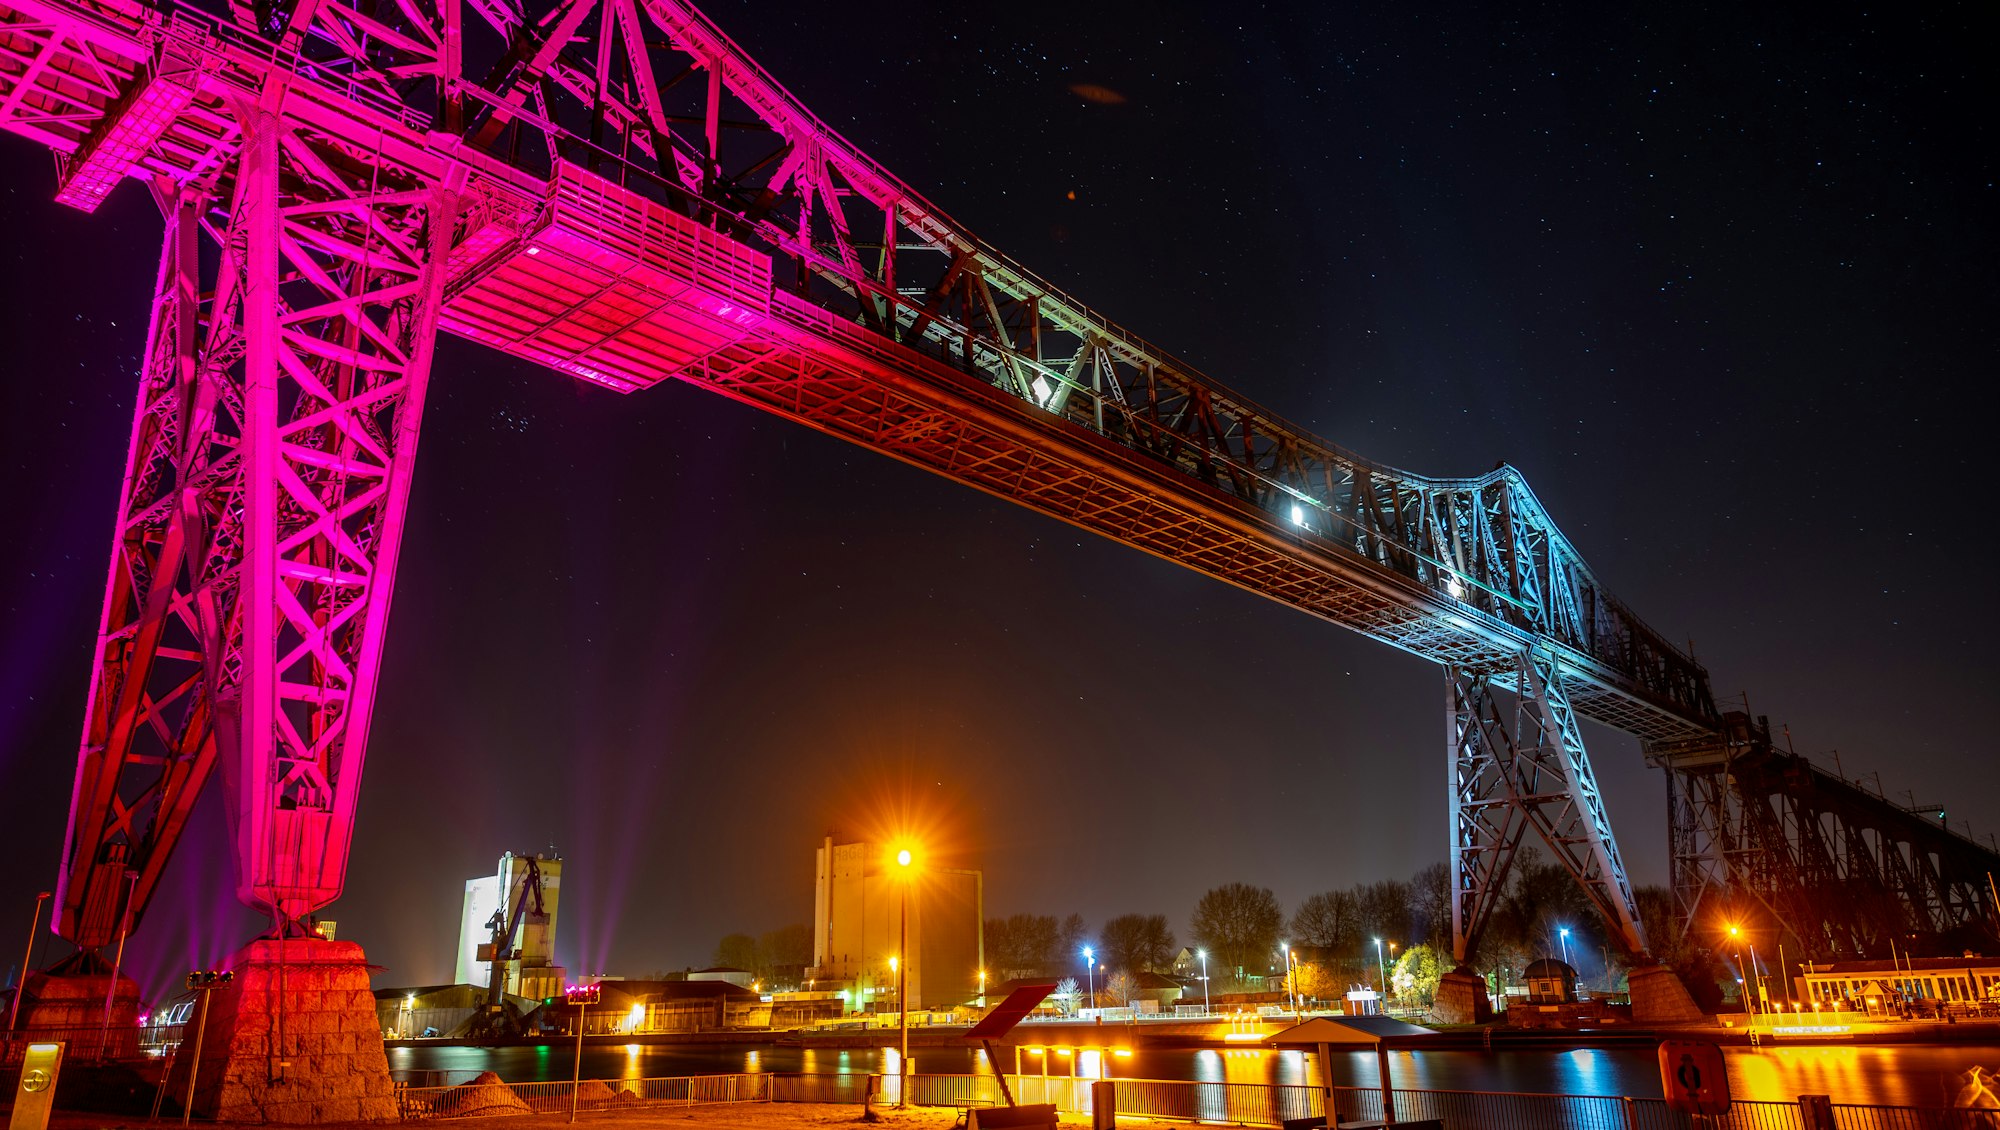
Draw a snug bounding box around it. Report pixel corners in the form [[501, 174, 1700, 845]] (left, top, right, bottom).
[[387, 1041, 2000, 1105]]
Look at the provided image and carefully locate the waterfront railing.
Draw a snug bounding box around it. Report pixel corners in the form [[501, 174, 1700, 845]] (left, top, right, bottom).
[[388, 1069, 2000, 1128]]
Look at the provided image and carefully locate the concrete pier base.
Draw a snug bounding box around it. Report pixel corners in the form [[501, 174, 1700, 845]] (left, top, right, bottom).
[[1626, 963, 1705, 1024], [1428, 966, 1494, 1024], [9, 960, 142, 1060], [165, 939, 396, 1123]]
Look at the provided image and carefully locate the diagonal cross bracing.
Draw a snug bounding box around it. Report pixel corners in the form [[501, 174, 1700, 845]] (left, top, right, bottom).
[[46, 84, 460, 946]]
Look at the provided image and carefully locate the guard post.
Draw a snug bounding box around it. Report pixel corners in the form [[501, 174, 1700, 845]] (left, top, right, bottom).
[[7, 1041, 63, 1130]]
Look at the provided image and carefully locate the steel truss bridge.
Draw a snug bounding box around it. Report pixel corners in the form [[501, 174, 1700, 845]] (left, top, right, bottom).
[[1, 0, 1988, 970]]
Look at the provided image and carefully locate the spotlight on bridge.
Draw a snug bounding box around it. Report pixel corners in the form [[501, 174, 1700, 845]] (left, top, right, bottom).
[[1290, 505, 1306, 527], [1445, 575, 1466, 599]]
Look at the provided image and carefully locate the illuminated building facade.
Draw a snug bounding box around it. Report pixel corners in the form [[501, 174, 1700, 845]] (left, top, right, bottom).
[[1798, 955, 2000, 1012], [452, 851, 565, 999], [809, 838, 983, 1011]]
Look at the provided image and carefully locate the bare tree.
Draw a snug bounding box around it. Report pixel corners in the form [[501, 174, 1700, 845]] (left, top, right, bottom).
[[759, 924, 812, 988], [1053, 976, 1080, 1016], [713, 933, 759, 973], [1057, 913, 1089, 974], [1102, 913, 1177, 972], [986, 913, 1064, 978], [1355, 880, 1413, 944], [1410, 863, 1451, 952], [1104, 970, 1140, 1008], [1191, 883, 1283, 977], [1291, 890, 1361, 954]]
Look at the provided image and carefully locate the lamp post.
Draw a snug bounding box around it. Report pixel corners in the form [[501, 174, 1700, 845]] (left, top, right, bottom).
[[566, 982, 598, 1123], [1280, 943, 1296, 1016], [101, 867, 140, 1056], [1728, 924, 1760, 1023], [1082, 946, 1095, 1013], [1373, 939, 1387, 1014], [8, 891, 51, 1036], [1198, 949, 1210, 1015], [895, 846, 914, 1107], [182, 970, 232, 1125], [401, 995, 414, 1039], [1749, 941, 1765, 1018], [978, 968, 986, 1008]]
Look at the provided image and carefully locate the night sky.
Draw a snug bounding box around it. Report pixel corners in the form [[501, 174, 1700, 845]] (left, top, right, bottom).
[[1, 0, 1993, 1001]]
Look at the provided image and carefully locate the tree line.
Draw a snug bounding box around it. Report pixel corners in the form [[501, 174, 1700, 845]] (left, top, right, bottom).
[[706, 846, 1711, 1010], [982, 912, 1175, 980]]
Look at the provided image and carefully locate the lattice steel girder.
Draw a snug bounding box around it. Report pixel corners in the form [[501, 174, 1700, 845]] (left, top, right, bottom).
[[0, 0, 1718, 741], [1447, 667, 1527, 963], [52, 95, 461, 942], [1648, 716, 2000, 958], [53, 187, 211, 950], [1445, 655, 1648, 960]]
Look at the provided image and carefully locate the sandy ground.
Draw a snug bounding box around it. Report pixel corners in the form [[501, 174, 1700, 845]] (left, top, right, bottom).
[[39, 1101, 1169, 1130]]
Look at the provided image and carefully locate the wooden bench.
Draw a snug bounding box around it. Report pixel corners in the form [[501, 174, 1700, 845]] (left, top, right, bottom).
[[944, 1097, 996, 1129], [968, 1103, 1058, 1130]]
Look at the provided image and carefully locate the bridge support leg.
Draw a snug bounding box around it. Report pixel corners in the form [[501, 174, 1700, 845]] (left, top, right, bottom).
[[1442, 653, 1701, 1023], [55, 103, 458, 942], [51, 97, 458, 1110]]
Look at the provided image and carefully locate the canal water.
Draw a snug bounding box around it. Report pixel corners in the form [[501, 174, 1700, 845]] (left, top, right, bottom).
[[388, 1041, 2000, 1108]]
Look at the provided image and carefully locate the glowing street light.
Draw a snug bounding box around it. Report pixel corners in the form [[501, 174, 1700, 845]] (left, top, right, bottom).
[[1082, 946, 1096, 1012], [894, 846, 915, 1107], [978, 968, 987, 1006], [1280, 943, 1297, 1016], [1726, 923, 1763, 1023], [1197, 949, 1211, 1015], [1558, 927, 1571, 970], [1374, 939, 1388, 1013]]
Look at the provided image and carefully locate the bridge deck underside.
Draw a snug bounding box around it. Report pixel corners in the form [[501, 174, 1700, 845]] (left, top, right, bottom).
[[436, 178, 1712, 745]]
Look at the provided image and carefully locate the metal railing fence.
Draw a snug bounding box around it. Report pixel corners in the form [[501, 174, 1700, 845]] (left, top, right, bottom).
[[389, 1068, 492, 1088], [1827, 1108, 2000, 1130], [0, 1027, 141, 1065], [395, 1071, 771, 1119], [379, 1067, 2000, 1129], [1329, 1085, 1804, 1130], [767, 1072, 869, 1104]]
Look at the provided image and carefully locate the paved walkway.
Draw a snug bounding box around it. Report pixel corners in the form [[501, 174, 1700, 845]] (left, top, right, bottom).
[[39, 1101, 1138, 1130]]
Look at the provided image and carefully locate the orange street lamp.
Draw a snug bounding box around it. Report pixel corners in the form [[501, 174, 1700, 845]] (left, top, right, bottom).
[[894, 845, 916, 1106]]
